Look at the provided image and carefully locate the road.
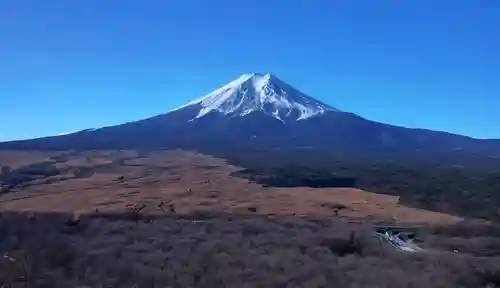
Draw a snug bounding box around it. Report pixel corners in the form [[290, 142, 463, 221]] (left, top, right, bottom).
[[375, 231, 424, 252]]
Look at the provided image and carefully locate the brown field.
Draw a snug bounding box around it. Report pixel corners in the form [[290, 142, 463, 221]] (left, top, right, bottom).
[[0, 150, 461, 224]]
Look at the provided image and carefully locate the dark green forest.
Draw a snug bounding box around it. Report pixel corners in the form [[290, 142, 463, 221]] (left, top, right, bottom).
[[226, 149, 500, 222]]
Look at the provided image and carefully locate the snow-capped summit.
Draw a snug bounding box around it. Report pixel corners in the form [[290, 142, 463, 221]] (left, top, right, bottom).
[[173, 73, 339, 122]]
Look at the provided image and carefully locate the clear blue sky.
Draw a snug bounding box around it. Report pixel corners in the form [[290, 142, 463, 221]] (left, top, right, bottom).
[[0, 0, 498, 140]]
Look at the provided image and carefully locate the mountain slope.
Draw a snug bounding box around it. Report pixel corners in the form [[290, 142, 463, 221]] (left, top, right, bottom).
[[1, 73, 499, 163]]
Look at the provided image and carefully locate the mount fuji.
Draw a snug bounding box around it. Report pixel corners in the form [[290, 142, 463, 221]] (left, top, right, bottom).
[[1, 73, 499, 162]]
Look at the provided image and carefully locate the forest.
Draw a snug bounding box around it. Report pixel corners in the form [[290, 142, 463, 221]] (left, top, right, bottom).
[[1, 212, 500, 287], [227, 149, 500, 222]]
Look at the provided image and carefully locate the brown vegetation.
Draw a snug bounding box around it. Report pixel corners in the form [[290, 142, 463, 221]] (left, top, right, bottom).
[[0, 150, 459, 225], [0, 212, 498, 288], [0, 150, 499, 287]]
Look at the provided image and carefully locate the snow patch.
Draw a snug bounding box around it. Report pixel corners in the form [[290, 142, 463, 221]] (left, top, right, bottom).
[[170, 73, 339, 122]]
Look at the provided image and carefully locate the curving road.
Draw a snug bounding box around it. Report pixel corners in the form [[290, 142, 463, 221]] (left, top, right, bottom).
[[375, 231, 424, 252]]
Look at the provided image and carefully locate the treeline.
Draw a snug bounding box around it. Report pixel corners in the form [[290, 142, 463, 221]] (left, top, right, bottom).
[[226, 149, 500, 222], [0, 163, 62, 193], [237, 166, 357, 188]]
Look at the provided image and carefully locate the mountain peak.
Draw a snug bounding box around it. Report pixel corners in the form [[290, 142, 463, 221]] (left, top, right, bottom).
[[173, 73, 339, 122]]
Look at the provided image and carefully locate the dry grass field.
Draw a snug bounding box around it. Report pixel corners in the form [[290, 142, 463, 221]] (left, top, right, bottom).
[[0, 150, 460, 225]]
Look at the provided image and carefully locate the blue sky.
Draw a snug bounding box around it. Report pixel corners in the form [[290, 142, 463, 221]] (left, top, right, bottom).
[[0, 0, 498, 140]]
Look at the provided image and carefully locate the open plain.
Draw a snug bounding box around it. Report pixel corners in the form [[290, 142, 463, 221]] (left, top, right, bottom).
[[0, 150, 461, 225]]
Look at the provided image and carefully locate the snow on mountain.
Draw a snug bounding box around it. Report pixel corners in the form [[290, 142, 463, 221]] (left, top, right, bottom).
[[172, 73, 339, 122]]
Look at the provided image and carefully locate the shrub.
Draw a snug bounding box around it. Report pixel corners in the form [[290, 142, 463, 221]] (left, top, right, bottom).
[[1, 212, 499, 287]]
